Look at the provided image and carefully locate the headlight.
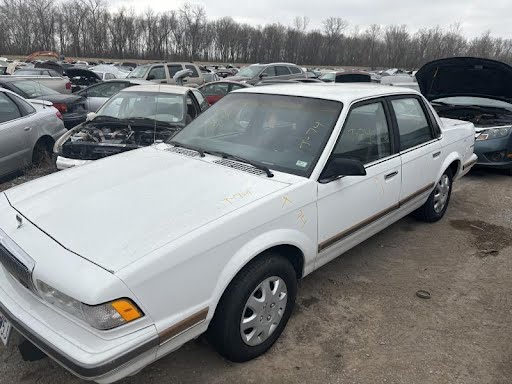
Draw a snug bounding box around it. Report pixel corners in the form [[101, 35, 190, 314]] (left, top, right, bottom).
[[476, 127, 512, 141], [37, 281, 143, 330]]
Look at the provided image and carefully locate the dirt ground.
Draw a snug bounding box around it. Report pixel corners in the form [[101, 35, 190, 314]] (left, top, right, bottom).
[[0, 167, 511, 384]]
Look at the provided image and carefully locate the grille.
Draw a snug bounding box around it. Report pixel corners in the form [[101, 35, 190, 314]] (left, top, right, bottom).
[[0, 243, 34, 291], [166, 147, 201, 157], [213, 159, 266, 176]]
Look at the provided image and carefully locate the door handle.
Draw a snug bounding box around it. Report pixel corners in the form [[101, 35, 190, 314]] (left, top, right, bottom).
[[24, 127, 32, 132], [432, 151, 441, 158], [384, 171, 398, 180]]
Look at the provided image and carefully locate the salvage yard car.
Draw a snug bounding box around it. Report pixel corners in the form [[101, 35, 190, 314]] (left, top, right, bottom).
[[0, 88, 66, 178], [54, 84, 208, 169], [0, 78, 88, 128], [0, 84, 476, 383], [417, 57, 512, 175]]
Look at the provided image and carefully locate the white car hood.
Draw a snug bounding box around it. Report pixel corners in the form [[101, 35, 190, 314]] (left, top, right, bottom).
[[4, 146, 291, 272]]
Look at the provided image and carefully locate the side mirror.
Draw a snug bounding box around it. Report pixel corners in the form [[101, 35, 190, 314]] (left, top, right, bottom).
[[319, 158, 366, 183], [259, 72, 268, 79], [86, 112, 97, 122]]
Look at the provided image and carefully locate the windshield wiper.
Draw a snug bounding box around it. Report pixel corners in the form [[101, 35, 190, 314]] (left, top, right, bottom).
[[206, 150, 274, 177], [168, 140, 205, 157]]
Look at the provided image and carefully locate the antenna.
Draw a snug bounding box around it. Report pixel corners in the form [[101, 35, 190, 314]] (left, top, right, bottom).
[[35, 76, 46, 109], [154, 82, 160, 144]]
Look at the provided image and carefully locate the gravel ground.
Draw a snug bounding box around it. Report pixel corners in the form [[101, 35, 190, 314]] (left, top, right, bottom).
[[0, 167, 511, 384]]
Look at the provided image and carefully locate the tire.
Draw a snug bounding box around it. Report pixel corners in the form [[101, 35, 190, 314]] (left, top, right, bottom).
[[207, 253, 297, 362], [32, 138, 53, 166], [413, 168, 453, 222]]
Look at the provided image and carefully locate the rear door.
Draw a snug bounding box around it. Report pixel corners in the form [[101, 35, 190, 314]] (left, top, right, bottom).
[[0, 92, 33, 176], [387, 96, 442, 208], [184, 64, 203, 86], [167, 64, 184, 85], [275, 65, 292, 80]]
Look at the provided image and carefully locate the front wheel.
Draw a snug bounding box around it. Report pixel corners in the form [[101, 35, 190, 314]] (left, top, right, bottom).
[[414, 168, 453, 222], [207, 253, 297, 362]]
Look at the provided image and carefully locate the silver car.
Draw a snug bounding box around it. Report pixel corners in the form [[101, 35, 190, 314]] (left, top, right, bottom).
[[75, 79, 152, 112], [0, 88, 66, 178]]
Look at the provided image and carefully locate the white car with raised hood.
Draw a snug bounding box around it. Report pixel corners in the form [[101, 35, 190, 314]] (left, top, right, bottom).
[[0, 84, 477, 383]]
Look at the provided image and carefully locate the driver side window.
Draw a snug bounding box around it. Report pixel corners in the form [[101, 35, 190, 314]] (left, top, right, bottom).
[[148, 66, 166, 80], [333, 102, 391, 164]]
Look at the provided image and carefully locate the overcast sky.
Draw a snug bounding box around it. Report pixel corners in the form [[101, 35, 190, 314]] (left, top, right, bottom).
[[109, 0, 511, 39]]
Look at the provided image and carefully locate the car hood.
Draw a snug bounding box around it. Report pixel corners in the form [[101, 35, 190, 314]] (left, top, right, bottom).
[[416, 57, 512, 102], [4, 146, 291, 272]]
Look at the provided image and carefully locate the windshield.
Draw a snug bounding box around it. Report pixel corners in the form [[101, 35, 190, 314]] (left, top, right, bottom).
[[11, 80, 59, 98], [433, 96, 512, 111], [237, 65, 264, 78], [97, 91, 185, 124], [127, 65, 150, 79], [169, 93, 343, 177]]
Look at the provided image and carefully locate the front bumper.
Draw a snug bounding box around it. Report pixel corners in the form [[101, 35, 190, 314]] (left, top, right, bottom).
[[56, 155, 92, 170], [0, 264, 159, 382], [474, 135, 512, 169]]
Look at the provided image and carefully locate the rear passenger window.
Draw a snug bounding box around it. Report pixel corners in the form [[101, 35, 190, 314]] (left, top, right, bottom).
[[333, 102, 391, 164], [391, 98, 434, 150], [167, 64, 183, 77], [0, 93, 22, 123], [289, 66, 302, 74], [276, 66, 291, 76], [185, 65, 199, 78], [148, 66, 166, 80]]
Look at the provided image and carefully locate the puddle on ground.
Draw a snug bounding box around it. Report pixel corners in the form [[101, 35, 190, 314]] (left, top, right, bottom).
[[450, 220, 512, 257]]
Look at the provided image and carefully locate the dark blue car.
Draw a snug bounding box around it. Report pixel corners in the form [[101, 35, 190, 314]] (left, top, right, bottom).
[[417, 57, 512, 175]]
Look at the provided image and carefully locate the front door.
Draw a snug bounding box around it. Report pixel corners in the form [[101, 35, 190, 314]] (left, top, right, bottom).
[[316, 99, 401, 268]]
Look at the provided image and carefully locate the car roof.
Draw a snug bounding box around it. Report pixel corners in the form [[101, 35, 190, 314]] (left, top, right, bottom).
[[121, 84, 190, 94], [202, 80, 251, 86], [235, 83, 421, 103]]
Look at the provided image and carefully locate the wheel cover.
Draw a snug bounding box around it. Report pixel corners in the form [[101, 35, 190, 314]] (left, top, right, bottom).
[[240, 276, 288, 346], [433, 174, 450, 213]]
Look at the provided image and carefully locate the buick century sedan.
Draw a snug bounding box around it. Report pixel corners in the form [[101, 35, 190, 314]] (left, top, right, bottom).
[[0, 84, 477, 382]]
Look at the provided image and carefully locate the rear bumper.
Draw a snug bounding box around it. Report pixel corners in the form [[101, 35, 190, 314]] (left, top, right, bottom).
[[63, 113, 87, 129], [56, 156, 92, 170]]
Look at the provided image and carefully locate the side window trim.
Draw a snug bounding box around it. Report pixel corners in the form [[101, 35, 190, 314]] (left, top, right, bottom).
[[385, 94, 439, 152], [320, 96, 396, 176]]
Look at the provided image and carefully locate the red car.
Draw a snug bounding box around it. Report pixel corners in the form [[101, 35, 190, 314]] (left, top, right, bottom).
[[198, 80, 252, 105]]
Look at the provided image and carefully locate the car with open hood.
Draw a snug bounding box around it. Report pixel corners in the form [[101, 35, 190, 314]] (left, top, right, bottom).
[[53, 84, 209, 170], [0, 84, 476, 383], [416, 57, 512, 175]]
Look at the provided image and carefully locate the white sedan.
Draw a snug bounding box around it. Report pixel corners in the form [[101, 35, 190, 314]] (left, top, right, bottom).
[[0, 84, 476, 383], [0, 88, 66, 178]]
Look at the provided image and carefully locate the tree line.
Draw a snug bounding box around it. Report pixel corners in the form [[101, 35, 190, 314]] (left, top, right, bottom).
[[2, 0, 512, 68]]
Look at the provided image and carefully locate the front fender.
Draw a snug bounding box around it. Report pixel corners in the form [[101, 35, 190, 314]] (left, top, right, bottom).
[[208, 228, 316, 319]]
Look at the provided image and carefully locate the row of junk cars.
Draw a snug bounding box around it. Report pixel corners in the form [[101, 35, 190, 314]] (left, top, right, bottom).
[[0, 55, 511, 178]]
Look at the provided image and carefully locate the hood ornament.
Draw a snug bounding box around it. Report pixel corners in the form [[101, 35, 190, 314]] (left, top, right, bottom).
[[16, 214, 23, 229]]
